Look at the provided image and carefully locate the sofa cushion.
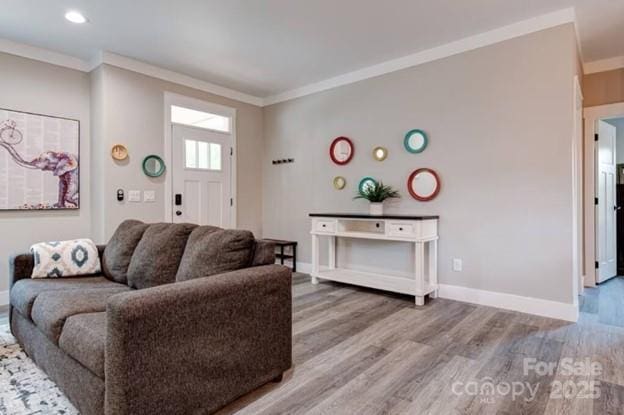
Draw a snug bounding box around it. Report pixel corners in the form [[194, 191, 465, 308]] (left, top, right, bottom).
[[59, 312, 106, 378], [176, 226, 255, 282], [10, 276, 126, 319], [102, 219, 149, 284], [31, 287, 130, 343], [127, 223, 197, 289]]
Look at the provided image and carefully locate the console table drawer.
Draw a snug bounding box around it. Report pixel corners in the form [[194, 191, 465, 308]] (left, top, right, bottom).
[[387, 222, 416, 237], [314, 219, 337, 233]]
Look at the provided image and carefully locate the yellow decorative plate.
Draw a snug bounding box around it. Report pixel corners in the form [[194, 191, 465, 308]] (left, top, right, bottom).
[[111, 144, 128, 161]]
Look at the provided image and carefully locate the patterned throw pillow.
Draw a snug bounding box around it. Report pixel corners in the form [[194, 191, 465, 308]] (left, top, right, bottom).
[[30, 239, 101, 278]]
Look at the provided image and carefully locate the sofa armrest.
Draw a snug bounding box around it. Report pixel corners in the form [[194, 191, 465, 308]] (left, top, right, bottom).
[[105, 264, 292, 415], [9, 253, 34, 289]]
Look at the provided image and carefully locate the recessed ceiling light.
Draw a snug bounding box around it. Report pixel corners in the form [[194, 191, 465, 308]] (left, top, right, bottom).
[[65, 11, 87, 24]]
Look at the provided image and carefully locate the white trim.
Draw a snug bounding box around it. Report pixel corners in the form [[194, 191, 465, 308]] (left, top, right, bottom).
[[584, 56, 624, 75], [583, 102, 624, 287], [264, 7, 576, 105], [99, 52, 263, 106], [572, 14, 585, 68], [0, 8, 587, 107], [0, 38, 91, 71], [437, 284, 579, 322], [0, 290, 8, 307], [293, 261, 577, 321], [572, 75, 583, 297], [163, 92, 238, 227]]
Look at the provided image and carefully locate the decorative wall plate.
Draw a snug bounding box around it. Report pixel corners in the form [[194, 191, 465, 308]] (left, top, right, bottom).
[[111, 144, 128, 161], [358, 176, 377, 194], [404, 129, 428, 153], [372, 146, 388, 161], [333, 176, 346, 190], [407, 168, 440, 201], [142, 155, 166, 177], [330, 136, 354, 165]]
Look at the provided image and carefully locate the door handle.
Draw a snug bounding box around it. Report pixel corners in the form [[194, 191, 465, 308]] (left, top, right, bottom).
[[175, 210, 182, 216], [615, 206, 622, 211]]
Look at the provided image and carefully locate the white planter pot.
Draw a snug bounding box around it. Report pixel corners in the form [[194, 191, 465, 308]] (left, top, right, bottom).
[[369, 203, 384, 216]]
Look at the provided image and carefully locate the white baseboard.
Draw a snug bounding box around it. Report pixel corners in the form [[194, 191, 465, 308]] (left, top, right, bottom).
[[292, 261, 578, 322], [0, 290, 8, 307], [437, 284, 578, 322]]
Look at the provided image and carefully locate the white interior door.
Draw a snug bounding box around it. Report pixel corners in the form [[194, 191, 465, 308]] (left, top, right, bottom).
[[597, 119, 617, 283], [172, 124, 232, 227]]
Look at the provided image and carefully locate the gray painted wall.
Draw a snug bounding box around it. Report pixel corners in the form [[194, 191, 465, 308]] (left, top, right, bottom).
[[263, 24, 578, 304], [0, 53, 91, 293], [91, 64, 264, 241]]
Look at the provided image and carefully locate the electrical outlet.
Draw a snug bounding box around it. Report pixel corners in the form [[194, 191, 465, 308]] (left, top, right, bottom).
[[143, 190, 156, 202], [128, 190, 141, 202], [453, 258, 463, 272]]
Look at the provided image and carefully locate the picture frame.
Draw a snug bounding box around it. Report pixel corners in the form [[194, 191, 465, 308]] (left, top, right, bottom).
[[0, 108, 80, 210]]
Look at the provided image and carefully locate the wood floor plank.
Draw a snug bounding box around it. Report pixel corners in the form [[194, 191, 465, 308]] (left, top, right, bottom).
[[256, 345, 389, 415], [593, 381, 624, 415], [306, 340, 434, 415]]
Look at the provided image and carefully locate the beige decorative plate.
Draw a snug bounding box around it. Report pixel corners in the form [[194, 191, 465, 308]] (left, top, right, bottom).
[[111, 144, 128, 161]]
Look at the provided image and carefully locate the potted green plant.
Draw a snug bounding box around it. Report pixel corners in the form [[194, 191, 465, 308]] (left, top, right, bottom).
[[354, 180, 400, 215]]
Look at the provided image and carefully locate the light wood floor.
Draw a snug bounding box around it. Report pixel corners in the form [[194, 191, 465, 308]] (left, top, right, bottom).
[[2, 277, 624, 414], [217, 274, 624, 415]]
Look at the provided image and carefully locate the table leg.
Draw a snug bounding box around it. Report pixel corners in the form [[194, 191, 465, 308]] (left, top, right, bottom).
[[414, 241, 425, 306], [311, 234, 319, 284], [429, 239, 438, 298], [280, 245, 285, 265], [293, 244, 297, 273]]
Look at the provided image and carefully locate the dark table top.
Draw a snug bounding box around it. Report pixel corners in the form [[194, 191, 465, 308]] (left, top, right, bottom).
[[262, 238, 298, 246], [309, 213, 439, 220]]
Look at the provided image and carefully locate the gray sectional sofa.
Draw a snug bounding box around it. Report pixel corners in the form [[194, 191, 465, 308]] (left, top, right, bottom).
[[9, 220, 292, 415]]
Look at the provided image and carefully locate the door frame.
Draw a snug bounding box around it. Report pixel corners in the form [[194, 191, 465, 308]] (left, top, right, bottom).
[[163, 92, 237, 227], [583, 101, 624, 286]]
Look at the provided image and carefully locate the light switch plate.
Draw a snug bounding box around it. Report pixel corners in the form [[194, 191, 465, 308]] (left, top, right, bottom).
[[144, 190, 156, 202], [452, 258, 463, 272], [128, 190, 141, 202]]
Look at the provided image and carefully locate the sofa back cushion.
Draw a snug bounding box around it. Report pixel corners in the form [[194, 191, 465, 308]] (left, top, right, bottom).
[[176, 226, 255, 282], [102, 220, 148, 284], [127, 223, 197, 289]]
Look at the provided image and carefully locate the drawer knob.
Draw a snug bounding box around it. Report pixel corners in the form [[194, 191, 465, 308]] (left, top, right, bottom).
[[376, 223, 380, 228], [322, 224, 326, 227], [399, 227, 403, 231]]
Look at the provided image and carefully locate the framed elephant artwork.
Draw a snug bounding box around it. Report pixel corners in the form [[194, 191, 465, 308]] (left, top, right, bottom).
[[0, 108, 79, 210]]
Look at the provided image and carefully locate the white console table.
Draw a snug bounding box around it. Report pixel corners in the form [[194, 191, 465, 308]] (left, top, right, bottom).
[[309, 213, 439, 306]]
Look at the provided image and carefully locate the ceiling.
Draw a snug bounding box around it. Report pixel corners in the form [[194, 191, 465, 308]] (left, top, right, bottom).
[[0, 0, 623, 98]]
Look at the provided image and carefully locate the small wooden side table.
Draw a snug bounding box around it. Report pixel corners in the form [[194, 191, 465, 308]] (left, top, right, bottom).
[[262, 239, 298, 272]]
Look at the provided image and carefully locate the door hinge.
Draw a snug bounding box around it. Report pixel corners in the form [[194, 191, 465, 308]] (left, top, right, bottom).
[[595, 197, 599, 205], [595, 261, 599, 269], [595, 133, 599, 142], [230, 147, 233, 156], [230, 198, 233, 207]]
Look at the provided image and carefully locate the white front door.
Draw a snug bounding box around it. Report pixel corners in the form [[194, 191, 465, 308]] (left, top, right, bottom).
[[597, 120, 617, 283], [172, 124, 232, 227]]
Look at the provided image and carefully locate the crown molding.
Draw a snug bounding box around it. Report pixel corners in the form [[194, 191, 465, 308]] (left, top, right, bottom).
[[584, 56, 624, 75], [264, 7, 577, 106], [95, 52, 264, 106], [0, 39, 264, 107], [0, 38, 91, 71], [0, 7, 580, 108]]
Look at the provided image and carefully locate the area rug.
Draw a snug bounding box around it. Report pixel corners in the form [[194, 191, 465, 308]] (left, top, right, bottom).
[[0, 324, 78, 414]]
